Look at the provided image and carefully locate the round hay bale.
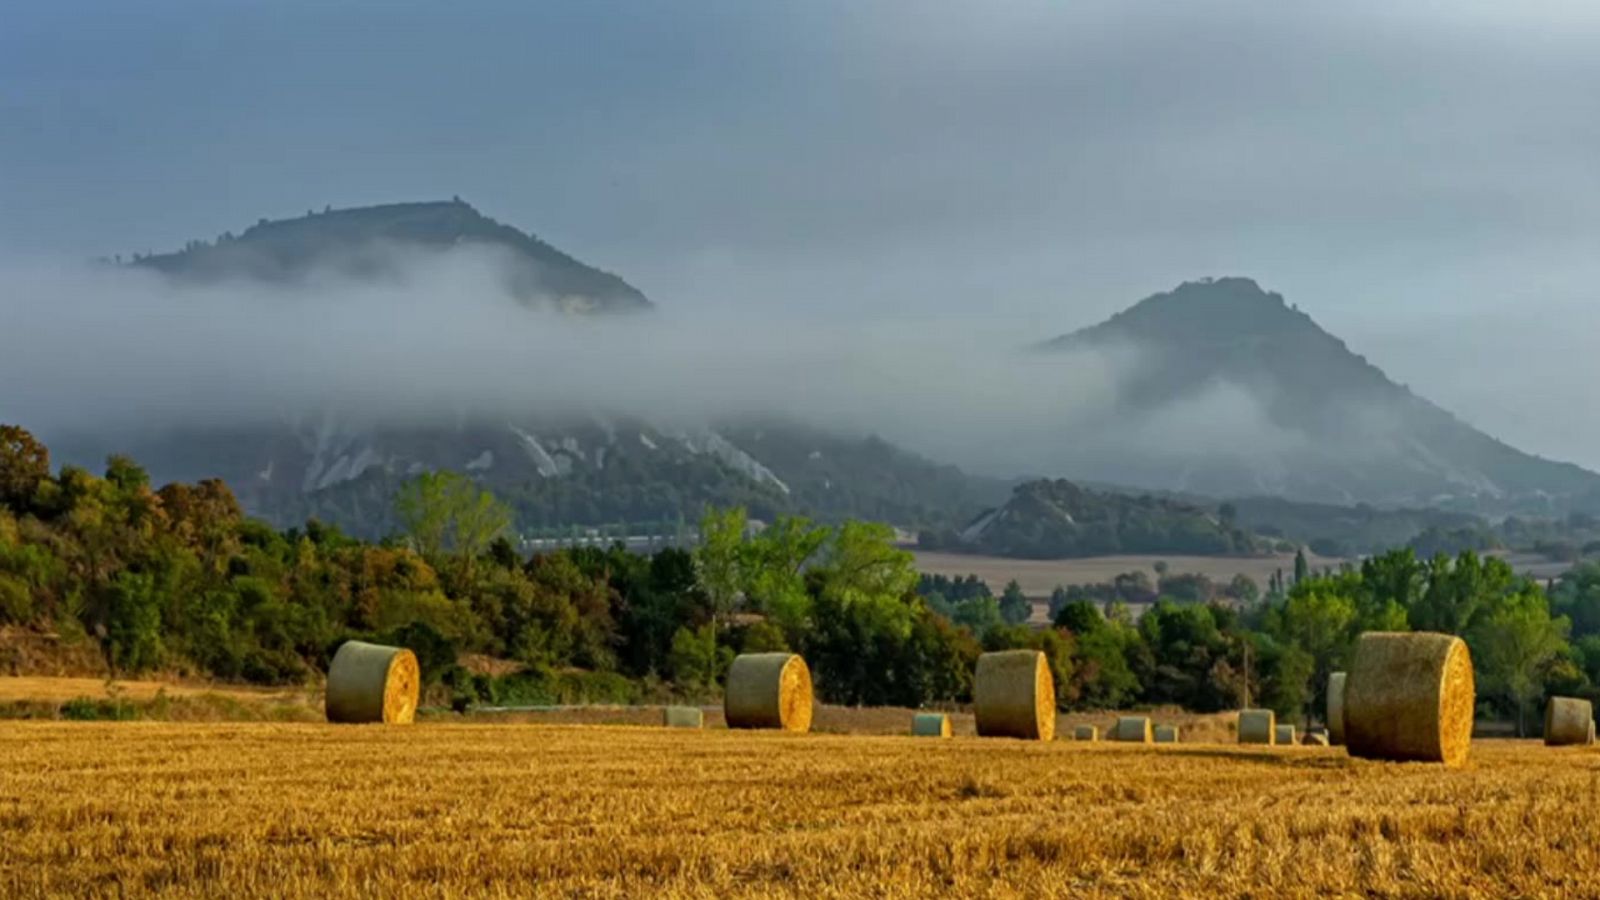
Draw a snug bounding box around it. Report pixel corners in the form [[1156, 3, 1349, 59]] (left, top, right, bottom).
[[325, 640, 419, 724], [1302, 731, 1330, 747], [1275, 724, 1297, 745], [1111, 716, 1152, 743], [973, 650, 1055, 741], [724, 652, 813, 732], [1238, 709, 1276, 745], [663, 705, 704, 729], [1327, 671, 1348, 745], [1073, 725, 1099, 742], [1544, 696, 1593, 747], [912, 712, 952, 737], [1344, 631, 1474, 767], [1153, 724, 1180, 744]]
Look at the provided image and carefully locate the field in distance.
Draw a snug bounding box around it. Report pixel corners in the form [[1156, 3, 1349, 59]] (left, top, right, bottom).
[[3, 722, 1596, 898], [911, 550, 1342, 598]]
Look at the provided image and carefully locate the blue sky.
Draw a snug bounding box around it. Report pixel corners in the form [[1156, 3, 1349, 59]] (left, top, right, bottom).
[[4, 1, 1600, 463]]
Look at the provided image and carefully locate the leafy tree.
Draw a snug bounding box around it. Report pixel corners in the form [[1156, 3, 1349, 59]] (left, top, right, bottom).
[[394, 472, 511, 573], [999, 580, 1031, 625], [1472, 586, 1569, 736], [694, 505, 746, 626], [0, 425, 50, 511]]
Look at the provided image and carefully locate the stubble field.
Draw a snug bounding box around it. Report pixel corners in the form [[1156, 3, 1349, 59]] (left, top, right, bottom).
[[3, 722, 1599, 898]]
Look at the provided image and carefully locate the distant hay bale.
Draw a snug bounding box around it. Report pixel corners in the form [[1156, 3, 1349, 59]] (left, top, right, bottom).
[[1327, 672, 1348, 745], [973, 650, 1055, 741], [1344, 631, 1475, 767], [1073, 725, 1099, 742], [1303, 731, 1330, 747], [1544, 697, 1593, 747], [1238, 709, 1276, 745], [1111, 716, 1152, 743], [724, 652, 813, 732], [663, 706, 704, 729], [325, 640, 419, 724], [1275, 724, 1297, 745], [912, 712, 952, 737], [1153, 725, 1180, 744]]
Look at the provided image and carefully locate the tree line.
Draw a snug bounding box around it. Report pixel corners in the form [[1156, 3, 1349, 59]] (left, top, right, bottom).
[[2, 424, 1596, 730]]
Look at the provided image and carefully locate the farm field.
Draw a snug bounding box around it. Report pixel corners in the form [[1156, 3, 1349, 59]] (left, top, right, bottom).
[[3, 723, 1598, 898], [910, 550, 1345, 598]]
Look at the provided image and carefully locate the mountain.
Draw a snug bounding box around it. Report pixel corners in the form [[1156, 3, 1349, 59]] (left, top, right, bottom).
[[56, 200, 1005, 534], [1039, 277, 1600, 513], [132, 199, 651, 313], [927, 478, 1259, 559]]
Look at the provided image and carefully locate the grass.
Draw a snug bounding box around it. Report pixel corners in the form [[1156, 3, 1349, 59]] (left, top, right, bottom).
[[3, 722, 1598, 897]]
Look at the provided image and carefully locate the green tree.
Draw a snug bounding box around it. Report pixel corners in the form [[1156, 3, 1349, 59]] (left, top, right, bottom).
[[1472, 586, 1569, 736], [1293, 547, 1308, 585], [668, 622, 729, 692], [694, 506, 746, 626], [1271, 588, 1357, 726], [394, 472, 511, 573], [999, 580, 1031, 626], [0, 425, 50, 512]]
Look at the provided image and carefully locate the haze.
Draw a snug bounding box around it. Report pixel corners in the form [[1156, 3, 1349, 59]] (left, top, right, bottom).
[[3, 2, 1599, 469]]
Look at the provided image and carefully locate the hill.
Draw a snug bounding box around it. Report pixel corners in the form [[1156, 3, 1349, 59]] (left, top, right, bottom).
[[923, 478, 1259, 559], [132, 199, 651, 313], [1040, 277, 1600, 513]]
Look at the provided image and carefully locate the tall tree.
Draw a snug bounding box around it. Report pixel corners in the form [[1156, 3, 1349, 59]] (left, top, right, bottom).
[[394, 472, 511, 574], [1472, 586, 1569, 736]]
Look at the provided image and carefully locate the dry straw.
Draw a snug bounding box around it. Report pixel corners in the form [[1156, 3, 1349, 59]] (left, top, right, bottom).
[[1238, 709, 1276, 745], [1154, 725, 1180, 744], [1327, 672, 1347, 745], [1112, 716, 1152, 743], [663, 706, 704, 729], [1275, 724, 1296, 745], [1345, 631, 1475, 767], [325, 641, 419, 724], [973, 650, 1056, 741], [912, 713, 952, 738], [1544, 697, 1593, 746], [1073, 725, 1099, 742], [724, 652, 813, 732]]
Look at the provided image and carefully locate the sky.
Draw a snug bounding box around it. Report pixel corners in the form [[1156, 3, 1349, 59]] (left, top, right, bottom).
[[3, 1, 1599, 468]]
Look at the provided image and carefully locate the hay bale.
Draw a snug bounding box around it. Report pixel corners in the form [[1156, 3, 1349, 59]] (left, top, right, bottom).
[[1073, 725, 1099, 742], [1153, 724, 1180, 744], [1111, 716, 1152, 743], [973, 650, 1056, 741], [1344, 631, 1474, 767], [1238, 709, 1276, 745], [912, 712, 952, 737], [1544, 696, 1593, 746], [1327, 671, 1348, 745], [325, 640, 419, 724], [1302, 731, 1330, 747], [1275, 724, 1297, 745], [663, 706, 704, 729], [724, 652, 813, 732]]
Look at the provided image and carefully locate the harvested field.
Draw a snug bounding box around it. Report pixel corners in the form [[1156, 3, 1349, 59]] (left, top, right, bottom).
[[0, 675, 313, 706], [3, 722, 1599, 897]]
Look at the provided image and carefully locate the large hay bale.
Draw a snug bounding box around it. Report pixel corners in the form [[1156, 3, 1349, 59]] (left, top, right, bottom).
[[724, 652, 813, 732], [1275, 724, 1297, 745], [325, 640, 420, 724], [973, 650, 1056, 741], [1238, 709, 1276, 745], [1327, 671, 1348, 745], [1344, 631, 1474, 767], [1544, 696, 1593, 746], [1111, 716, 1152, 743], [912, 712, 952, 737], [1154, 724, 1180, 744], [1073, 725, 1099, 742], [663, 706, 704, 728]]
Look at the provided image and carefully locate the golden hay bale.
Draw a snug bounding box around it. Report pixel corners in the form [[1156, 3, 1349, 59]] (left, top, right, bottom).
[[325, 640, 419, 724], [912, 713, 952, 737], [1237, 709, 1276, 745], [1344, 631, 1474, 767], [1302, 731, 1330, 747], [663, 706, 704, 729], [973, 650, 1056, 741], [724, 652, 813, 732], [1153, 725, 1180, 744], [1111, 716, 1152, 743], [1327, 671, 1347, 746], [1544, 697, 1593, 747], [1073, 725, 1099, 742]]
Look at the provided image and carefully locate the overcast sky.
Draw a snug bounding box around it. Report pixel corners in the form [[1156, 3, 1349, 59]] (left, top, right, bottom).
[[3, 1, 1599, 466]]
